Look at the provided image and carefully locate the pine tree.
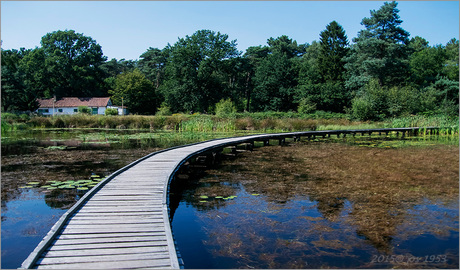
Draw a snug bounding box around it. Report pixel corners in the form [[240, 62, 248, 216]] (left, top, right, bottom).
[[345, 1, 410, 91], [318, 21, 349, 83]]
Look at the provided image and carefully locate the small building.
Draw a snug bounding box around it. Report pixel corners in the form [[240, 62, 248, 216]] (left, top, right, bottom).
[[36, 97, 118, 115], [107, 105, 129, 116]]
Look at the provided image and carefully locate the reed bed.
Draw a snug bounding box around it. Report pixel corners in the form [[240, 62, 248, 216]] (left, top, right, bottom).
[[2, 113, 458, 135]]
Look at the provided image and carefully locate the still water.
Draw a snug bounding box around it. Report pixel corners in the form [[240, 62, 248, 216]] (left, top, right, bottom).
[[170, 137, 459, 269]]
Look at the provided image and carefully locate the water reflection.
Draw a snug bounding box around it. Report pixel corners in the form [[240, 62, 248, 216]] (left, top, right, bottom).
[[170, 139, 459, 269]]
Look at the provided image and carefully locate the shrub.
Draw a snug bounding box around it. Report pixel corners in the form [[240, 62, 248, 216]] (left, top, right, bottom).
[[156, 102, 172, 116], [215, 98, 236, 116], [28, 116, 53, 128], [53, 117, 66, 128], [78, 106, 91, 114], [105, 108, 119, 116], [297, 97, 317, 114]]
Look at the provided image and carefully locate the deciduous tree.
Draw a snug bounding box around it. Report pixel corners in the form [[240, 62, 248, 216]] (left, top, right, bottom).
[[109, 69, 156, 115]]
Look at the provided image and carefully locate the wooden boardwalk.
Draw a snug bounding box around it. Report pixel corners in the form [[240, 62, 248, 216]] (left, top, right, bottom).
[[21, 127, 438, 269]]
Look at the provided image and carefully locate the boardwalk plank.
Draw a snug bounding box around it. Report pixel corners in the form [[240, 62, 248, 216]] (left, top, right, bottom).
[[71, 211, 162, 217], [36, 259, 172, 269], [37, 253, 170, 265], [61, 227, 165, 234], [48, 240, 169, 251], [51, 235, 167, 245], [66, 219, 163, 225], [41, 246, 169, 257], [57, 232, 166, 239]]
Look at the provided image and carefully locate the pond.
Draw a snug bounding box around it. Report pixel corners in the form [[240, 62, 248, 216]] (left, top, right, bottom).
[[1, 128, 254, 269], [169, 136, 459, 269]]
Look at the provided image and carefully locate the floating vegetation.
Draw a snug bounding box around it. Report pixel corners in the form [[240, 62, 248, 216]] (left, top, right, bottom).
[[17, 174, 105, 191], [44, 145, 68, 151], [199, 195, 209, 199]]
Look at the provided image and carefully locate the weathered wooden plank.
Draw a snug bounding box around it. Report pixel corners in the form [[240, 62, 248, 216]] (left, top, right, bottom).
[[61, 227, 165, 234], [36, 258, 173, 269], [77, 206, 164, 211], [57, 232, 166, 239], [88, 196, 162, 200], [41, 246, 169, 257], [37, 252, 170, 265], [51, 235, 167, 245], [61, 223, 165, 230], [83, 201, 161, 207], [71, 211, 162, 217], [70, 215, 162, 220], [66, 219, 164, 225], [48, 240, 169, 251]]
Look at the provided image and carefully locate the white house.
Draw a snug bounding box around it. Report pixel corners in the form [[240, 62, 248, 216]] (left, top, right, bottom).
[[36, 97, 127, 115]]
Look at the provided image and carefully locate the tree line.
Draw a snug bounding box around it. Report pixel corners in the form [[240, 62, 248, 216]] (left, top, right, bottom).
[[2, 1, 458, 120]]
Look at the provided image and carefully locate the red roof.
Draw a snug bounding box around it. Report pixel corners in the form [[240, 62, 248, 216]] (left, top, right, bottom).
[[37, 97, 111, 108]]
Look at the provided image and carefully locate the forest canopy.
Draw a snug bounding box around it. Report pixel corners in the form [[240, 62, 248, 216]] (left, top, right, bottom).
[[2, 1, 458, 120]]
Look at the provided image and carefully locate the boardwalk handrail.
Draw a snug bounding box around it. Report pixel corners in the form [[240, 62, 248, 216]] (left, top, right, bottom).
[[21, 127, 439, 269]]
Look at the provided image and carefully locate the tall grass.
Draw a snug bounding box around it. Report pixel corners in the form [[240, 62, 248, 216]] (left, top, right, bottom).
[[2, 112, 458, 134], [388, 115, 459, 135]]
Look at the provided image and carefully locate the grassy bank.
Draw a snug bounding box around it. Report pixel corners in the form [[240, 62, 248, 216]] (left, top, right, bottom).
[[1, 112, 458, 134]]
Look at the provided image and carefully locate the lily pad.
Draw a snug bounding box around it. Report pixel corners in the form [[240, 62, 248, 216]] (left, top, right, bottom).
[[215, 196, 224, 199], [47, 187, 58, 190], [251, 194, 260, 196], [27, 182, 40, 185], [199, 195, 209, 199], [77, 187, 89, 190], [199, 200, 208, 203]]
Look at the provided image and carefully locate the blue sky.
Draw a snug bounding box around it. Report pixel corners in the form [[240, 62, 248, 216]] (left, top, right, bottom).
[[1, 1, 458, 60]]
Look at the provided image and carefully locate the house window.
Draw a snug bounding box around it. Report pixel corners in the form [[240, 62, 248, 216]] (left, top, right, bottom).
[[74, 109, 78, 112], [38, 109, 49, 113], [58, 109, 63, 113], [92, 108, 98, 114]]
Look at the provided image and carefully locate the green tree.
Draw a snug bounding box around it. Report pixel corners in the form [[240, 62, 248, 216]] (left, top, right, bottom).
[[242, 46, 270, 111], [109, 69, 156, 115], [318, 21, 349, 83], [1, 48, 39, 112], [444, 38, 459, 81], [251, 36, 305, 112], [409, 43, 446, 87], [345, 1, 410, 90], [138, 47, 168, 90], [39, 30, 108, 98], [161, 30, 240, 113]]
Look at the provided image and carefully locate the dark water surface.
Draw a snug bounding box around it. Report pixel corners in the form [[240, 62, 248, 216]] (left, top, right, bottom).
[[170, 137, 459, 269]]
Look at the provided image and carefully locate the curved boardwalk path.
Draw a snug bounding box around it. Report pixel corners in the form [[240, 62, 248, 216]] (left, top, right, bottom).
[[21, 127, 438, 269]]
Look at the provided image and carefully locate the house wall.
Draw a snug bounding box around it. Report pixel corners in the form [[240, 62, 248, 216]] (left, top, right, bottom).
[[107, 106, 128, 115], [37, 107, 107, 115]]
